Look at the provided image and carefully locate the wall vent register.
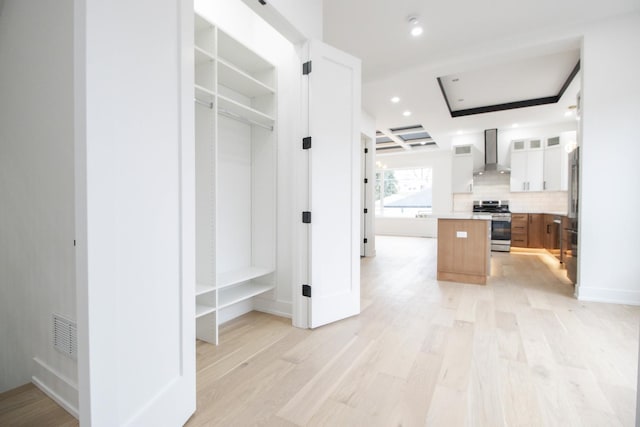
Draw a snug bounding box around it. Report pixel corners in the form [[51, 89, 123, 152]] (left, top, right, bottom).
[[53, 314, 77, 360]]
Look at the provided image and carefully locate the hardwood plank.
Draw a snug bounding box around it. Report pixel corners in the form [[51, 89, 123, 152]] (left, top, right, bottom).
[[276, 335, 373, 425], [0, 384, 77, 427], [436, 320, 475, 391], [499, 360, 545, 427]]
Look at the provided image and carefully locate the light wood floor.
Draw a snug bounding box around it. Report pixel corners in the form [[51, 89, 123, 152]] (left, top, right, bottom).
[[2, 236, 638, 426], [0, 383, 77, 426], [188, 236, 640, 426]]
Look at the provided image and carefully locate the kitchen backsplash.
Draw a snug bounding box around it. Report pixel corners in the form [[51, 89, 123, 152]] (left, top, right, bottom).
[[453, 183, 568, 214]]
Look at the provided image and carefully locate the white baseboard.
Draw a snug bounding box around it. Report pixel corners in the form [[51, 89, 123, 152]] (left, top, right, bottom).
[[576, 286, 640, 306], [253, 298, 292, 319], [31, 357, 78, 419]]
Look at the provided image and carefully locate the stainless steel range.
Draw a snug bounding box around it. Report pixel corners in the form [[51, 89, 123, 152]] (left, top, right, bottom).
[[473, 200, 511, 252]]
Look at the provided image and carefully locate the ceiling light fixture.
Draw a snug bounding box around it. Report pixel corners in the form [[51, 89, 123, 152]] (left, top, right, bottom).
[[512, 123, 519, 128], [390, 96, 400, 103], [403, 110, 412, 117], [408, 15, 423, 37]]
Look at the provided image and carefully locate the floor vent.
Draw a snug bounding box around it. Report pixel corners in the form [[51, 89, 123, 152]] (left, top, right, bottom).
[[53, 314, 77, 360]]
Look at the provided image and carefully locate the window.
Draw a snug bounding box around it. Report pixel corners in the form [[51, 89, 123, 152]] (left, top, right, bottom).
[[375, 167, 433, 217]]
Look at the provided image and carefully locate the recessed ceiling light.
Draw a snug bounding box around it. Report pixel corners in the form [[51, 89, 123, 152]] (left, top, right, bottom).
[[457, 130, 463, 135], [407, 15, 423, 37], [390, 96, 400, 103], [512, 123, 519, 128], [403, 111, 412, 117]]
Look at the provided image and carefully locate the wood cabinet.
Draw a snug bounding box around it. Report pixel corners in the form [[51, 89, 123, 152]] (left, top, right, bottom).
[[527, 214, 544, 248], [194, 13, 277, 344], [510, 213, 528, 247], [437, 219, 490, 285], [543, 214, 562, 261]]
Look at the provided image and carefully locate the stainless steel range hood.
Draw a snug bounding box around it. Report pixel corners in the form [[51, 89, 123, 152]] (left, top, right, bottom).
[[474, 128, 510, 175]]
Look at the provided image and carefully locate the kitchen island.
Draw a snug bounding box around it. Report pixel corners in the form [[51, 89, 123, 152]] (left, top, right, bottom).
[[437, 216, 491, 285]]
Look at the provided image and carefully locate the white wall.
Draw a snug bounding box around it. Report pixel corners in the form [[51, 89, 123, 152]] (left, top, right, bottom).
[[195, 0, 300, 318], [577, 12, 640, 304], [0, 0, 78, 409], [240, 0, 323, 43], [75, 0, 196, 424]]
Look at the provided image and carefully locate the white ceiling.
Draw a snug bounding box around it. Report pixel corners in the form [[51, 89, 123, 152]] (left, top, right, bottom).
[[439, 49, 580, 112], [323, 0, 639, 150]]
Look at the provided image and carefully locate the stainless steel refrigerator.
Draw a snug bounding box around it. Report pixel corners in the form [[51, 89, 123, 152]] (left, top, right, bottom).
[[564, 147, 579, 283]]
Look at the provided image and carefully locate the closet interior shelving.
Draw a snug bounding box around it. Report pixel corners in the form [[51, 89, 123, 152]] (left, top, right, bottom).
[[194, 12, 277, 344]]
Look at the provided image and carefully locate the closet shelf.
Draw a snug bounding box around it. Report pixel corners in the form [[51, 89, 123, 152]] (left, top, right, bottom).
[[196, 303, 216, 318], [195, 84, 216, 98], [218, 95, 274, 129], [218, 58, 275, 98], [196, 283, 215, 296], [194, 45, 215, 65], [218, 282, 275, 310], [217, 266, 274, 289], [217, 31, 273, 76]]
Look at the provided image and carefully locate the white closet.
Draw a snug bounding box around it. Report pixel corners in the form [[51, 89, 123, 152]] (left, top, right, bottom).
[[194, 13, 277, 344]]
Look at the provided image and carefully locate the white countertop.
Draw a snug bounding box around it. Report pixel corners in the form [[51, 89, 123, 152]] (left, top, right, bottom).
[[432, 213, 492, 220], [511, 211, 568, 216]]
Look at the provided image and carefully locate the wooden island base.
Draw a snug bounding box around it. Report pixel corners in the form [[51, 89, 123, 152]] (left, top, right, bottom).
[[437, 218, 490, 285]]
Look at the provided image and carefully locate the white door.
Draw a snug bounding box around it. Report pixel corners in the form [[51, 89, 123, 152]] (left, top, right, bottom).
[[360, 137, 367, 256], [76, 1, 195, 425], [307, 40, 361, 328]]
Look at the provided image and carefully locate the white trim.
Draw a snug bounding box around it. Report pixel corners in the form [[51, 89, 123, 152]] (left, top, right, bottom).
[[253, 299, 293, 319], [576, 286, 640, 306], [32, 357, 79, 419]]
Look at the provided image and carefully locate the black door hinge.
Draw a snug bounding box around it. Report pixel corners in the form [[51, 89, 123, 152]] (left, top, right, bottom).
[[302, 136, 312, 150], [364, 178, 368, 184], [302, 284, 311, 297], [258, 0, 267, 5], [364, 148, 369, 154], [303, 61, 312, 75], [364, 238, 368, 244], [302, 211, 312, 223], [364, 208, 368, 214]]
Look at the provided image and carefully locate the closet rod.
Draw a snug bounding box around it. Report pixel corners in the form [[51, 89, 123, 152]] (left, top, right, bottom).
[[218, 108, 274, 131], [194, 97, 213, 109], [194, 97, 273, 131]]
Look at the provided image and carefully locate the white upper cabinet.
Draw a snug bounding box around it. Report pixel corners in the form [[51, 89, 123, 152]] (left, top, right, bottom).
[[510, 139, 544, 192], [543, 136, 564, 191], [511, 132, 575, 192], [452, 145, 478, 193], [543, 133, 574, 191]]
